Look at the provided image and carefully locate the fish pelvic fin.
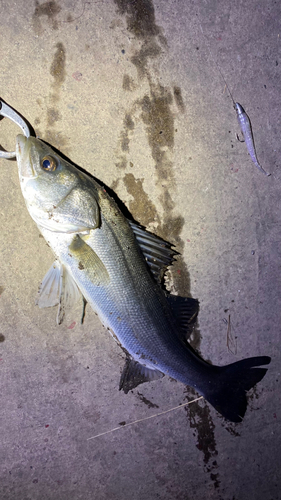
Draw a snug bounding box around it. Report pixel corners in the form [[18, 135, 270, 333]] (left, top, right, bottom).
[[205, 356, 271, 422], [119, 356, 164, 394], [36, 259, 82, 325], [36, 260, 61, 309]]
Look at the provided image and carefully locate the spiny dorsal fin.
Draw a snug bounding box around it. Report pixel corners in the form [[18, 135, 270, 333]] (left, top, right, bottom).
[[128, 221, 177, 283]]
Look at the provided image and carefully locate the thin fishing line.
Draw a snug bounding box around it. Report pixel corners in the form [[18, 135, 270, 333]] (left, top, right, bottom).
[[87, 396, 204, 440], [199, 24, 236, 107]]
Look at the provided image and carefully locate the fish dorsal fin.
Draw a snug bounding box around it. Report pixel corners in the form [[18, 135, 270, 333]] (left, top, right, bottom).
[[36, 260, 82, 325], [128, 221, 177, 283], [167, 295, 199, 340], [119, 356, 164, 393]]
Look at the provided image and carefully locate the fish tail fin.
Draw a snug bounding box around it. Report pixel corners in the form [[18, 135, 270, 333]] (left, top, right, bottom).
[[204, 356, 270, 422]]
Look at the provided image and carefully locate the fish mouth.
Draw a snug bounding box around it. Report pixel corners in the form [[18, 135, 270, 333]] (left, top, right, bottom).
[[16, 134, 36, 178]]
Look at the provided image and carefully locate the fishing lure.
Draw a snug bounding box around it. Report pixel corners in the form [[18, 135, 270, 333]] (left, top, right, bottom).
[[234, 102, 270, 176], [216, 67, 270, 176], [199, 25, 270, 177]]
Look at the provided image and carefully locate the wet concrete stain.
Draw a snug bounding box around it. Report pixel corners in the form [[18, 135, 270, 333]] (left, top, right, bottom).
[[114, 0, 167, 79], [110, 178, 120, 193], [115, 156, 127, 170], [113, 0, 197, 330], [50, 42, 66, 88], [121, 134, 129, 153], [219, 417, 241, 437], [131, 39, 163, 79], [114, 0, 162, 39], [173, 86, 185, 113], [35, 42, 66, 144], [136, 391, 159, 409], [43, 129, 69, 151], [47, 107, 61, 127], [115, 82, 176, 185], [123, 173, 160, 228], [36, 42, 69, 152], [32, 0, 61, 35], [122, 74, 136, 91], [120, 113, 135, 152], [117, 81, 194, 310], [140, 85, 174, 178], [185, 388, 221, 492]]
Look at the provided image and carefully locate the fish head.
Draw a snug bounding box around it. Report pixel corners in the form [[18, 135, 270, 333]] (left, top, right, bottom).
[[16, 134, 100, 233]]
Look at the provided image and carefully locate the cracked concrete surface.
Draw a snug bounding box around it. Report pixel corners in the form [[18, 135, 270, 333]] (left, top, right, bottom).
[[0, 1, 280, 499]]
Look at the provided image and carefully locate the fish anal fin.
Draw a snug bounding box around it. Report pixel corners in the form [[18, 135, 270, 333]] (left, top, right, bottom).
[[167, 295, 199, 340], [128, 221, 177, 283], [119, 356, 164, 393]]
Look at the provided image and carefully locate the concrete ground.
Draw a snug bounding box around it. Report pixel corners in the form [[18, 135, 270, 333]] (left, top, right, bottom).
[[0, 0, 280, 498]]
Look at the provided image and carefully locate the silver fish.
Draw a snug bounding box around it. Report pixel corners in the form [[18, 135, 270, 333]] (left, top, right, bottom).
[[15, 134, 270, 422], [235, 103, 270, 176]]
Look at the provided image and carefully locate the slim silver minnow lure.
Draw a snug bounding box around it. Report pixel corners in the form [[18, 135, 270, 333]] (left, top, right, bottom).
[[234, 102, 270, 176], [199, 26, 271, 177], [213, 66, 270, 176]]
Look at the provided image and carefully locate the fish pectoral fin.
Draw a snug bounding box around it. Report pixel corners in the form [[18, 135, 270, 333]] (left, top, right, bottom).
[[167, 295, 199, 340], [119, 356, 164, 393], [69, 235, 110, 286], [36, 260, 82, 325], [128, 221, 177, 283]]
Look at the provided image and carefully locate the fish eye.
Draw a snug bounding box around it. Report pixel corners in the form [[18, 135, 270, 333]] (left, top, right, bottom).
[[41, 155, 57, 172]]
